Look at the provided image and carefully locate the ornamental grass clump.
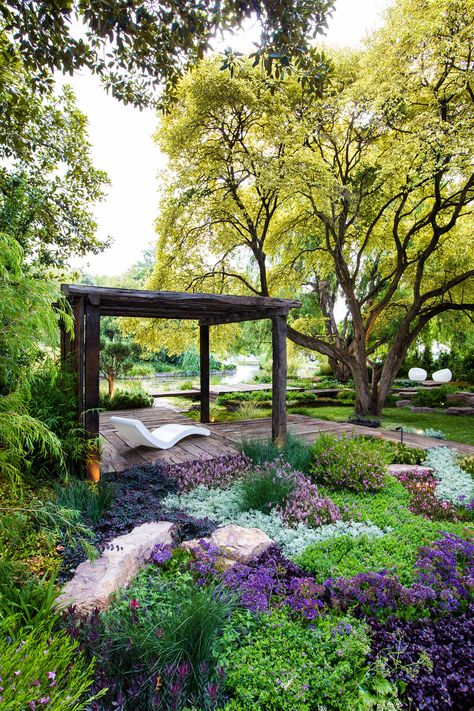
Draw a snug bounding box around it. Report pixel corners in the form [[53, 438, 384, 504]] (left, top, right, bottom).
[[310, 433, 386, 492], [238, 461, 294, 514], [90, 569, 235, 709], [239, 433, 313, 473]]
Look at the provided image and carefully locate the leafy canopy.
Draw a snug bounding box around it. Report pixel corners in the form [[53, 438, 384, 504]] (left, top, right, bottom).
[[0, 38, 109, 267], [146, 0, 473, 413], [0, 0, 334, 108]]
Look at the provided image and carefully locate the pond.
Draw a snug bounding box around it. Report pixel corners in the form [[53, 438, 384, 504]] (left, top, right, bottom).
[[100, 362, 261, 394]]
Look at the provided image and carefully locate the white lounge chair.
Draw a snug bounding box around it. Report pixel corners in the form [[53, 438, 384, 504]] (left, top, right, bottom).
[[110, 416, 211, 450]]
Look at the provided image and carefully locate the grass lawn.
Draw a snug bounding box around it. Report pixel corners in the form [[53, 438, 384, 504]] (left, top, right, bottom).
[[290, 405, 474, 446]]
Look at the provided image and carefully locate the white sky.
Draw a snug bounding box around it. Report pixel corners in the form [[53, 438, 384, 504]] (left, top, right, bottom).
[[66, 0, 390, 276]]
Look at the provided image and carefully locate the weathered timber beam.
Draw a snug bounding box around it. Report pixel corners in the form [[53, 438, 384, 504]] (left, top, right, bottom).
[[272, 315, 287, 446], [84, 300, 100, 481], [200, 324, 210, 424], [62, 284, 301, 312]]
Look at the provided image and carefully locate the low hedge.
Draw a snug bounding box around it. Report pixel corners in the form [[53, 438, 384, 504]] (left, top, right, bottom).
[[100, 389, 154, 410]]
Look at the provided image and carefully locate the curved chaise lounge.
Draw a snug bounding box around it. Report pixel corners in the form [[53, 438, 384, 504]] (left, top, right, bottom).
[[110, 416, 211, 450]]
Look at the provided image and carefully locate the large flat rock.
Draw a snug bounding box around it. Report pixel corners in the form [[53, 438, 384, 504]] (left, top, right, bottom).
[[444, 406, 474, 416], [387, 464, 432, 476], [446, 393, 474, 406], [183, 524, 273, 569], [57, 521, 175, 613]]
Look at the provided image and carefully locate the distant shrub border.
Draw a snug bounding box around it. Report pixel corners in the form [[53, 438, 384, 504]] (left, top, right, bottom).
[[100, 388, 153, 410]]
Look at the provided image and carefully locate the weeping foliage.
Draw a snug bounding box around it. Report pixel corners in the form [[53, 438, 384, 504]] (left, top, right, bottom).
[[0, 233, 75, 485], [0, 391, 65, 486]]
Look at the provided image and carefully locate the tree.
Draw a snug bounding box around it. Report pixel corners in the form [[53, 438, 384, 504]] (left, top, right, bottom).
[[0, 42, 109, 268], [99, 318, 136, 396], [0, 0, 334, 108], [100, 340, 135, 397], [285, 0, 474, 413], [148, 0, 474, 415]]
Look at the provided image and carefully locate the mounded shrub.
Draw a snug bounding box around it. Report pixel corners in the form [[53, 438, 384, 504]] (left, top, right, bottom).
[[310, 433, 386, 492], [100, 388, 153, 410]]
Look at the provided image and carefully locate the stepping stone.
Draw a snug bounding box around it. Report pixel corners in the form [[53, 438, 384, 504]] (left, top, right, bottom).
[[183, 524, 273, 569], [56, 521, 175, 613], [395, 400, 411, 408], [444, 407, 474, 416], [446, 393, 474, 405]]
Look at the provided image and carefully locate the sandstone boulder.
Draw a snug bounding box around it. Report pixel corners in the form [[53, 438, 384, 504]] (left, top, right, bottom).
[[56, 521, 175, 613], [183, 524, 273, 569], [387, 464, 431, 477]]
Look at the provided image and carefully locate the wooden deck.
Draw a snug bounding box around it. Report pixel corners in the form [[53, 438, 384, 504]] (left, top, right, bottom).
[[99, 406, 474, 473]]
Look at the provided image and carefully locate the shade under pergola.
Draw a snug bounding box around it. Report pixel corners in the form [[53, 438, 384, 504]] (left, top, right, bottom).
[[60, 284, 301, 480]]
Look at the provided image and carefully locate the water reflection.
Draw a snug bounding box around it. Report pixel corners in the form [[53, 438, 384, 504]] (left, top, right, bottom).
[[100, 362, 261, 394]]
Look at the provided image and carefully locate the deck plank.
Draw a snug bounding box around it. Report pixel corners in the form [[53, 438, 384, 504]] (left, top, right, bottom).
[[99, 406, 474, 473]]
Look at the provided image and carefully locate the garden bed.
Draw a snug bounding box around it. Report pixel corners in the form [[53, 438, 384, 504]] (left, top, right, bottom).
[[46, 434, 474, 709]]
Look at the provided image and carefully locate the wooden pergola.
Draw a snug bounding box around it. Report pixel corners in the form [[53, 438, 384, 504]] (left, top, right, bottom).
[[60, 284, 301, 479]]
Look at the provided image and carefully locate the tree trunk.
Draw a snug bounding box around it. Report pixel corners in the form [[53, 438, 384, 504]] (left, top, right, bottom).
[[107, 375, 115, 397], [331, 359, 351, 383]]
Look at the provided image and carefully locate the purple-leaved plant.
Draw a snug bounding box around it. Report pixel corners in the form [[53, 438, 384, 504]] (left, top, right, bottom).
[[166, 454, 251, 493], [369, 604, 474, 710]]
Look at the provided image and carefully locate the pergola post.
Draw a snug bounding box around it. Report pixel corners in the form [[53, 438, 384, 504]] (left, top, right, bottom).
[[272, 315, 287, 446], [73, 298, 86, 425], [84, 298, 101, 481], [200, 324, 210, 423]]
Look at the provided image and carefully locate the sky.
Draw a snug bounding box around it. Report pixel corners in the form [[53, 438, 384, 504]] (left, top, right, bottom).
[[67, 0, 391, 277]]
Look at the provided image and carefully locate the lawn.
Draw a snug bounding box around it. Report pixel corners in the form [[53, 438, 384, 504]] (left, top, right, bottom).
[[291, 405, 474, 446]]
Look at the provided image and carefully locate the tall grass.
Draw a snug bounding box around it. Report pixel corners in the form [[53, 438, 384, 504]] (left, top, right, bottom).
[[55, 478, 114, 524], [239, 432, 312, 473], [0, 560, 59, 632], [109, 584, 235, 685], [238, 465, 294, 514]]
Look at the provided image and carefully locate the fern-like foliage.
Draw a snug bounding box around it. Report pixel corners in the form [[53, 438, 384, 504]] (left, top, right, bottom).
[[0, 392, 65, 486]]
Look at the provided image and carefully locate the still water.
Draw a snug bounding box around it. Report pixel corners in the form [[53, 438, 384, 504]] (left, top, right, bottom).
[[101, 363, 261, 394]]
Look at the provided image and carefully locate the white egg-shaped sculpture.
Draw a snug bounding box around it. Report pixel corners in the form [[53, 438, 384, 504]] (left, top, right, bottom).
[[432, 368, 452, 383], [408, 367, 427, 382]]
